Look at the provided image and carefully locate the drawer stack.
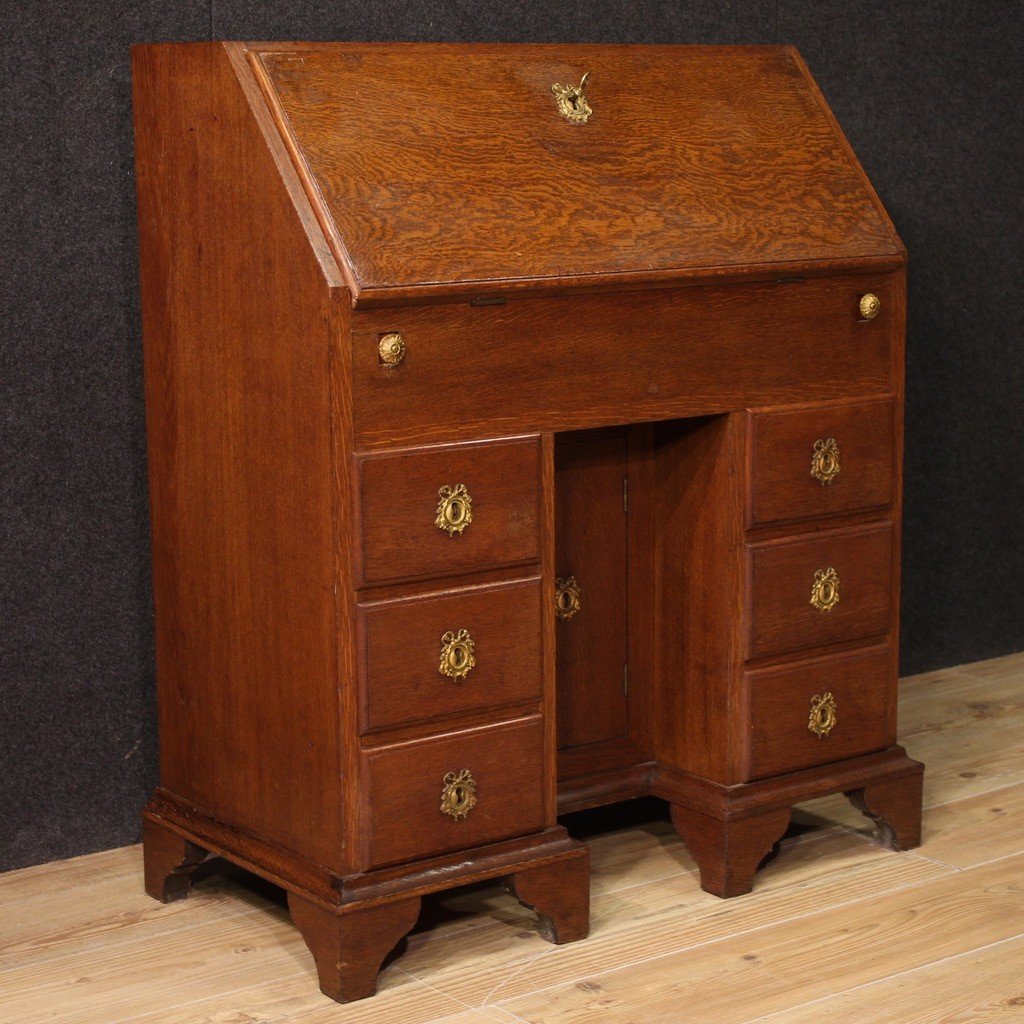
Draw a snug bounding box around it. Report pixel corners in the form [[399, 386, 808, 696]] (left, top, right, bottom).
[[353, 436, 550, 869], [741, 399, 898, 781]]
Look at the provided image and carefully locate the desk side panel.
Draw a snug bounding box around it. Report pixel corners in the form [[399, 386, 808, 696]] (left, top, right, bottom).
[[133, 43, 347, 870]]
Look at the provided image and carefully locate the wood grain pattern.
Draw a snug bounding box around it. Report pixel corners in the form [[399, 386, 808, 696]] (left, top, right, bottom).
[[747, 521, 895, 661], [358, 577, 543, 733], [356, 437, 542, 587], [252, 44, 901, 304], [360, 717, 546, 869], [747, 399, 896, 527], [742, 646, 895, 781], [351, 274, 895, 449], [554, 430, 629, 750]]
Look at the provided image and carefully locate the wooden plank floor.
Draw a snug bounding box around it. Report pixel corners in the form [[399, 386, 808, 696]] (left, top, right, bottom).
[[2, 653, 1023, 1023]]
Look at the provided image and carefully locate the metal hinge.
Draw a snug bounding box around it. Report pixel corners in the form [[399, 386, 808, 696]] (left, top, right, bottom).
[[623, 476, 629, 514]]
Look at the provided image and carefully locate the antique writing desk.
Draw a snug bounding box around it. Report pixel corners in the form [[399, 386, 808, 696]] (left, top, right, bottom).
[[133, 42, 924, 1002]]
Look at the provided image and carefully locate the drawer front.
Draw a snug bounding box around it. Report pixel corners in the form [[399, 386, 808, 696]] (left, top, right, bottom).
[[743, 647, 894, 780], [351, 274, 895, 449], [748, 400, 896, 526], [747, 522, 894, 660], [356, 437, 542, 586], [359, 578, 543, 732], [362, 716, 546, 868]]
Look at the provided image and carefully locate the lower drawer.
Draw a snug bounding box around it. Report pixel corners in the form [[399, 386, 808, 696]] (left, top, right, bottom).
[[742, 647, 895, 781], [361, 716, 546, 868]]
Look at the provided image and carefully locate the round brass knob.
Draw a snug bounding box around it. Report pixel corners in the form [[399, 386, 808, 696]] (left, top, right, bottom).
[[858, 293, 881, 321], [810, 567, 840, 613], [439, 629, 476, 680], [435, 484, 473, 536], [808, 692, 837, 738], [555, 576, 581, 620], [440, 768, 477, 821], [378, 331, 406, 366], [811, 437, 841, 485]]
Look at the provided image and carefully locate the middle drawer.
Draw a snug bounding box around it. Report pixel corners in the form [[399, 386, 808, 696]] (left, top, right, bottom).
[[358, 577, 543, 733]]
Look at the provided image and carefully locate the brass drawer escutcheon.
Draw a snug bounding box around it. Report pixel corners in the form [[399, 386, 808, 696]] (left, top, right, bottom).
[[858, 292, 881, 321], [555, 576, 582, 620], [811, 437, 841, 485], [435, 484, 473, 536], [378, 331, 406, 366], [439, 628, 476, 680], [810, 567, 840, 612], [808, 691, 838, 738], [552, 72, 592, 124], [440, 768, 477, 820]]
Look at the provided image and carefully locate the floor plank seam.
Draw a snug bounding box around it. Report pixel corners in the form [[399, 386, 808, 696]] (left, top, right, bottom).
[[922, 775, 1024, 811], [477, 943, 560, 1007], [394, 966, 481, 1018], [737, 930, 1024, 1024], [486, 866, 956, 1009]]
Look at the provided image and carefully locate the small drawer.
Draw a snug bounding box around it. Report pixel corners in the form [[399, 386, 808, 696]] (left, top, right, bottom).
[[358, 577, 543, 732], [748, 400, 896, 527], [362, 716, 546, 868], [747, 522, 894, 660], [356, 437, 542, 587], [743, 647, 895, 781]]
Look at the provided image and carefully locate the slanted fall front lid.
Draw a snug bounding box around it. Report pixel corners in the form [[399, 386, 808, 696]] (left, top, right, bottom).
[[249, 43, 902, 306]]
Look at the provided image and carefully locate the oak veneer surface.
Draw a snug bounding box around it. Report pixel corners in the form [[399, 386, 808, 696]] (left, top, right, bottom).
[[2, 652, 1021, 1024], [252, 44, 901, 303]]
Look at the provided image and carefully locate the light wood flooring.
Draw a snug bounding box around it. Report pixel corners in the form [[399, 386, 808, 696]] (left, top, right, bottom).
[[2, 652, 1024, 1023]]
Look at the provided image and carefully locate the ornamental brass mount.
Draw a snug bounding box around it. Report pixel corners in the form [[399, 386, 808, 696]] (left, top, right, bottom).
[[811, 567, 840, 613], [435, 484, 473, 536], [552, 72, 592, 124], [439, 629, 476, 681], [811, 437, 841, 485], [440, 768, 477, 821], [808, 692, 838, 738], [858, 292, 882, 321], [378, 331, 406, 366], [555, 576, 582, 620]]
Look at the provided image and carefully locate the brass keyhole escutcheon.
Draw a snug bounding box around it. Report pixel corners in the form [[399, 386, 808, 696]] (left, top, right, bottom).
[[439, 629, 476, 681], [808, 692, 837, 738], [378, 331, 406, 366], [552, 72, 592, 124], [859, 293, 881, 321], [440, 768, 477, 820], [435, 484, 473, 536], [555, 576, 582, 620], [810, 567, 840, 613], [811, 437, 841, 485]]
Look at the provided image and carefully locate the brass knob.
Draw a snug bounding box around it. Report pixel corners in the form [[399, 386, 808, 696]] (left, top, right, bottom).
[[440, 769, 477, 820], [811, 437, 841, 485], [378, 332, 406, 366], [808, 692, 837, 738], [435, 484, 472, 536], [439, 629, 476, 680], [810, 567, 840, 613], [858, 293, 881, 321], [555, 576, 581, 620]]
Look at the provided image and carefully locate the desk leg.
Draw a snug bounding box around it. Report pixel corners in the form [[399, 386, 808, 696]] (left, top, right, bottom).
[[288, 893, 422, 1003], [670, 804, 791, 898], [847, 772, 924, 850], [502, 849, 591, 944], [142, 815, 208, 903]]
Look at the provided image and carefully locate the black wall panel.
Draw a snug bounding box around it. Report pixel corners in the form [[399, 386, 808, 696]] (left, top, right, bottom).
[[0, 1, 1021, 871]]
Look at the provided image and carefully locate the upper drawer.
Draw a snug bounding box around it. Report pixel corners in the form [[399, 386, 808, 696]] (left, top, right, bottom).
[[747, 522, 895, 660], [358, 577, 543, 733], [748, 400, 896, 527], [350, 274, 896, 448], [356, 437, 542, 587]]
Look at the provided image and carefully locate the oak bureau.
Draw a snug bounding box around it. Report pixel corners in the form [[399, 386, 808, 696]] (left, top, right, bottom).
[[133, 42, 924, 1002]]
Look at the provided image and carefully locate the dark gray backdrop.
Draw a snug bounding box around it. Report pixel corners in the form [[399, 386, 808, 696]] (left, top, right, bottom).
[[2, 2, 1022, 872]]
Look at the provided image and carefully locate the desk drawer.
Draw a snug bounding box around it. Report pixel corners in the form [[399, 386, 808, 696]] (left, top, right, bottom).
[[747, 522, 894, 660], [362, 716, 546, 868], [743, 647, 894, 781], [358, 578, 543, 732], [748, 400, 896, 526], [351, 274, 895, 449], [356, 437, 542, 586]]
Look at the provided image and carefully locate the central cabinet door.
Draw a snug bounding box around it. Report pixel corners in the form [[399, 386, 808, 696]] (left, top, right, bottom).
[[555, 429, 630, 750]]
